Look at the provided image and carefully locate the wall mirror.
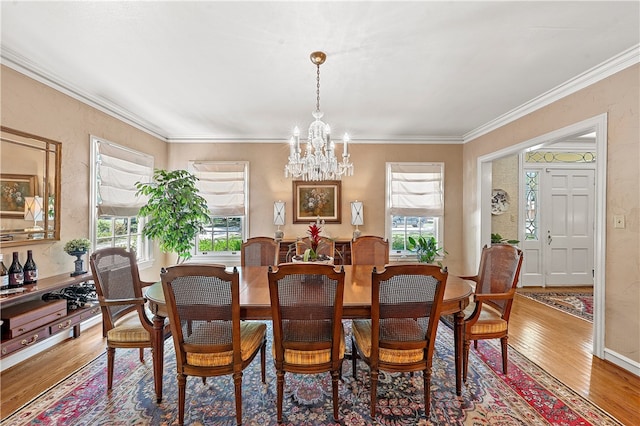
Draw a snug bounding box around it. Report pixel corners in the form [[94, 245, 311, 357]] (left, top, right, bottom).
[[0, 126, 61, 247]]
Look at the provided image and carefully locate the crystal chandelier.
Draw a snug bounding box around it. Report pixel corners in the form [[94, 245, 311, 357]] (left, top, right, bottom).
[[285, 51, 354, 181]]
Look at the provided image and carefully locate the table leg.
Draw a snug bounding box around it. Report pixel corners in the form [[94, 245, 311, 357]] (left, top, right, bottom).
[[454, 310, 464, 396], [152, 313, 165, 403]]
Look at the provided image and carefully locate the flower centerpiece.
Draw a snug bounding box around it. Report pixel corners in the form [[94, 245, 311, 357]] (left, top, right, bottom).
[[293, 222, 332, 262], [64, 238, 91, 276]]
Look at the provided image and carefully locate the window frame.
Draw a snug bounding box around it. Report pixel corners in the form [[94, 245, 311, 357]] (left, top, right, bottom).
[[89, 136, 153, 266], [385, 162, 445, 261]]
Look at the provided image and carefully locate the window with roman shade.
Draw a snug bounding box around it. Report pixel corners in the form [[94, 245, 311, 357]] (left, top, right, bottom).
[[90, 136, 153, 262], [386, 162, 444, 256], [189, 161, 248, 255]]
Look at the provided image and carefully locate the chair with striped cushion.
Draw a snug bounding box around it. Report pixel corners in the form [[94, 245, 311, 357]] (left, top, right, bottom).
[[351, 264, 448, 418], [90, 247, 171, 398], [461, 244, 523, 382], [267, 263, 346, 423], [161, 264, 267, 426]]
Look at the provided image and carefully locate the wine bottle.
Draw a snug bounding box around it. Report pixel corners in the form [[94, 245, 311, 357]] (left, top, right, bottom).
[[0, 254, 8, 290], [8, 251, 24, 288], [23, 250, 38, 284]]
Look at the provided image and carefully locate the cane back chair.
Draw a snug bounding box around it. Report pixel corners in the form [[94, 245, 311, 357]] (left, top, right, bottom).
[[161, 264, 267, 425], [351, 264, 448, 417], [267, 263, 346, 423], [241, 236, 280, 266], [350, 235, 389, 265]]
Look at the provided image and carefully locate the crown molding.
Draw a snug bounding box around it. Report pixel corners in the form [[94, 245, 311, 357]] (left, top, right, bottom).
[[463, 44, 640, 143]]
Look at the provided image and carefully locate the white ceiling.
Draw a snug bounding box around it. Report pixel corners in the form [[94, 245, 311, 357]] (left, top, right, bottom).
[[1, 1, 639, 143]]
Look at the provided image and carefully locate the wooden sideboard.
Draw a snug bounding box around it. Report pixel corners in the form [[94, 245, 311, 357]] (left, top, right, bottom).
[[277, 239, 352, 265], [0, 272, 99, 358]]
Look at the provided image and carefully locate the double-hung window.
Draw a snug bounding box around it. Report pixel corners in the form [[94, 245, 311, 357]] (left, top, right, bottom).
[[386, 162, 444, 259], [189, 161, 248, 260], [90, 136, 154, 262]]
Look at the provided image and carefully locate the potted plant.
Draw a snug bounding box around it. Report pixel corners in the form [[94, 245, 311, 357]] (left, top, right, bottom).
[[64, 238, 91, 276], [408, 235, 447, 265], [135, 169, 209, 263], [491, 233, 519, 245]]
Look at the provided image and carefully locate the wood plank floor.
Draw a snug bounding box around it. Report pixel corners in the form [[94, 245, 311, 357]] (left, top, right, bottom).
[[1, 292, 639, 424]]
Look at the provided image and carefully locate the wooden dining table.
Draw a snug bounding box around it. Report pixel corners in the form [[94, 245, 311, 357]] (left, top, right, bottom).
[[144, 264, 473, 402]]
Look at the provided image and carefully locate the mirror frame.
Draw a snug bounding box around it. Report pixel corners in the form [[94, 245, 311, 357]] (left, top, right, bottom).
[[1, 126, 61, 247]]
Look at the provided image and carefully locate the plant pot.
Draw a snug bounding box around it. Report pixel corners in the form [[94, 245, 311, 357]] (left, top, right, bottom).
[[67, 250, 87, 276]]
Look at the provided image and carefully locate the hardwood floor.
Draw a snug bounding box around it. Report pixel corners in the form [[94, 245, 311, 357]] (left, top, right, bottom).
[[1, 293, 639, 424]]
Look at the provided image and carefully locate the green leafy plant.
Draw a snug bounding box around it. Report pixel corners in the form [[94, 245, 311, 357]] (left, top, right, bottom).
[[64, 238, 91, 254], [491, 233, 519, 245], [408, 235, 447, 265], [136, 169, 210, 263]]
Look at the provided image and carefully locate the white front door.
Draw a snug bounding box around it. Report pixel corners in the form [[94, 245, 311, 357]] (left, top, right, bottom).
[[544, 168, 595, 286]]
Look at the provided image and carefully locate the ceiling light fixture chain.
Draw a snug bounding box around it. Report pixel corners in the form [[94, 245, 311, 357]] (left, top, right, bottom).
[[285, 51, 353, 181]]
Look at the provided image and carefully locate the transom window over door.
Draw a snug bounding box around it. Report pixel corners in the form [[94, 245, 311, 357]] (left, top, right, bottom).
[[90, 136, 153, 262], [386, 162, 444, 259], [189, 161, 248, 258]]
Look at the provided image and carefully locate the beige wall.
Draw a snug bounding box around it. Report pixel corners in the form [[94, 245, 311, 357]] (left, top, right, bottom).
[[1, 66, 168, 282], [462, 65, 640, 363], [491, 154, 519, 241], [167, 142, 465, 274]]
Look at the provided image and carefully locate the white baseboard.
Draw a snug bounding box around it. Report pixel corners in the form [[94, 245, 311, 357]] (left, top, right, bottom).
[[604, 348, 640, 377], [0, 315, 102, 372]]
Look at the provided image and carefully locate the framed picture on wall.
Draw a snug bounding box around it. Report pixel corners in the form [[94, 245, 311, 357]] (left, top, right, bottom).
[[0, 174, 37, 218], [293, 180, 341, 224]]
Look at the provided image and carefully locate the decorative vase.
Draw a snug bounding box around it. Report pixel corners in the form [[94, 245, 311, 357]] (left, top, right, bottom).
[[68, 250, 87, 276]]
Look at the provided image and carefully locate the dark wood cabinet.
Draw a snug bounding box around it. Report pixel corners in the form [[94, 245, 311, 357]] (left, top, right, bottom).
[[277, 239, 352, 265], [0, 272, 99, 358]]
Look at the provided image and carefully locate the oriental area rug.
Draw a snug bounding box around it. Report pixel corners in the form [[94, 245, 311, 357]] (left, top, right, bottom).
[[517, 291, 594, 322], [4, 323, 618, 426]]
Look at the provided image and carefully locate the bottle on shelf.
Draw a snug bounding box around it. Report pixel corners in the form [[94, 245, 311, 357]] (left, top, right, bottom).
[[23, 249, 38, 284], [8, 251, 24, 288], [0, 253, 8, 290]]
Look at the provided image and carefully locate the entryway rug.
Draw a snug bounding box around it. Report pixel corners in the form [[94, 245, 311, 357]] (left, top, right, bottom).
[[518, 291, 593, 322], [3, 323, 618, 425]]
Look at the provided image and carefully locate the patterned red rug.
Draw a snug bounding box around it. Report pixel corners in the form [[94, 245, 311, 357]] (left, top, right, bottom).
[[518, 291, 593, 322], [3, 322, 618, 425]]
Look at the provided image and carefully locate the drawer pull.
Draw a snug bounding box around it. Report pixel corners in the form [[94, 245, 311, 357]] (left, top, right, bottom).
[[21, 334, 39, 346], [2, 347, 6, 355], [58, 320, 72, 330]]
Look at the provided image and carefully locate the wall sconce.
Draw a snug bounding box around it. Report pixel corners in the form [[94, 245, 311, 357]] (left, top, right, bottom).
[[24, 196, 44, 239], [351, 200, 363, 240], [274, 200, 285, 240]]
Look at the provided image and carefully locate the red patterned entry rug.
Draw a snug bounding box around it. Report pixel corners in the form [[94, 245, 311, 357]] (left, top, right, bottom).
[[4, 323, 618, 425], [517, 291, 593, 322]]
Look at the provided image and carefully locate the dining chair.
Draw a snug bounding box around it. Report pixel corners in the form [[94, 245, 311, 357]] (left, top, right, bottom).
[[460, 243, 523, 382], [295, 236, 335, 259], [89, 247, 170, 396], [350, 235, 389, 265], [241, 236, 280, 266], [161, 264, 267, 426], [351, 264, 448, 417], [267, 263, 346, 423]]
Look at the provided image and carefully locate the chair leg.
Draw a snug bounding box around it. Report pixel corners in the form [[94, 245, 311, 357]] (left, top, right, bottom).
[[177, 373, 186, 425], [139, 347, 144, 362], [500, 336, 509, 374], [463, 339, 470, 383], [331, 370, 340, 421], [351, 339, 358, 378], [276, 370, 284, 423], [370, 369, 379, 418], [233, 371, 243, 425], [106, 346, 115, 391], [260, 339, 266, 383], [423, 367, 431, 416]]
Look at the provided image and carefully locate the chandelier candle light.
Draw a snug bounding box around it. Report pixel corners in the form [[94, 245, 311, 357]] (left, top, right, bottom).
[[285, 51, 354, 181]]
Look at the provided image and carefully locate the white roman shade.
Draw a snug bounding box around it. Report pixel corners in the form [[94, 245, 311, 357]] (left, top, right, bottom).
[[388, 163, 444, 217], [96, 139, 153, 217], [191, 161, 247, 216]]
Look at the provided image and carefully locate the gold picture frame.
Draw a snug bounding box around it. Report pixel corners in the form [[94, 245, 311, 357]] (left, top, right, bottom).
[[0, 174, 37, 217], [293, 180, 341, 224]]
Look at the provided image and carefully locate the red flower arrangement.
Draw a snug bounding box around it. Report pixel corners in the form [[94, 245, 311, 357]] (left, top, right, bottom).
[[307, 222, 322, 254]]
